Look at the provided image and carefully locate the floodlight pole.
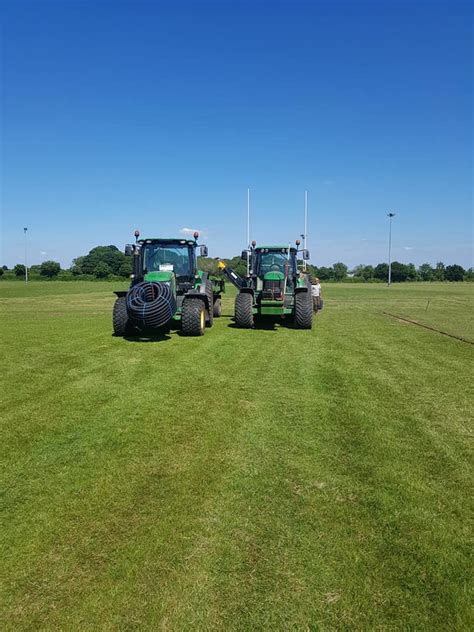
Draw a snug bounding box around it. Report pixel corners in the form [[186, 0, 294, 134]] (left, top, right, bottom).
[[387, 212, 395, 286], [247, 187, 250, 276], [24, 227, 28, 283], [303, 190, 308, 271]]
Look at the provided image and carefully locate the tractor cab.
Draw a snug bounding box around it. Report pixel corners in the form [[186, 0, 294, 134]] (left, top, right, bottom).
[[253, 246, 297, 299], [140, 239, 198, 281], [125, 234, 208, 290]]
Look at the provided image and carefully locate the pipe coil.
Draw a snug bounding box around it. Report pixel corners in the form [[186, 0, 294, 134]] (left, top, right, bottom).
[[126, 281, 177, 328]]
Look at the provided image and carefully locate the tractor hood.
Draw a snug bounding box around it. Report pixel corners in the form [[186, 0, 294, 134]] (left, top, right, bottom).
[[264, 271, 285, 281], [144, 271, 174, 283]]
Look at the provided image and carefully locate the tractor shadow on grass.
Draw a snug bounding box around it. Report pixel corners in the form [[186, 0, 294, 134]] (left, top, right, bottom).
[[227, 317, 295, 331], [120, 326, 172, 343]]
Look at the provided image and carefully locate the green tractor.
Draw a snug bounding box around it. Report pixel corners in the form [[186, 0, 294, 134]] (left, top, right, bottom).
[[113, 230, 224, 337], [219, 240, 313, 329]]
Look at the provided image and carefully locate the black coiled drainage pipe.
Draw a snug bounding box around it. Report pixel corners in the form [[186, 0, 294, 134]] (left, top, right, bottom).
[[126, 281, 177, 328]]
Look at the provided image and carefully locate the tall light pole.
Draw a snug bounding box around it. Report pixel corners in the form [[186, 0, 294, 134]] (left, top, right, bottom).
[[303, 190, 308, 271], [246, 187, 250, 276], [23, 227, 28, 283], [387, 213, 395, 286]]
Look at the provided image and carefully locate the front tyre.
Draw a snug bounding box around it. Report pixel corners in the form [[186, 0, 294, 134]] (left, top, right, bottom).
[[294, 291, 313, 329], [235, 292, 254, 328], [113, 296, 133, 336], [182, 298, 206, 336], [205, 282, 214, 327], [213, 297, 222, 317]]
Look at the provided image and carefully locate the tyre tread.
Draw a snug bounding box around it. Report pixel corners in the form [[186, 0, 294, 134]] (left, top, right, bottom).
[[235, 293, 254, 328], [182, 298, 206, 336], [294, 291, 313, 329]]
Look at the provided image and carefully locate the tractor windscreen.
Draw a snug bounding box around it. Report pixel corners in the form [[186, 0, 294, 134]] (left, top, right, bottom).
[[256, 250, 295, 276], [142, 243, 194, 277]]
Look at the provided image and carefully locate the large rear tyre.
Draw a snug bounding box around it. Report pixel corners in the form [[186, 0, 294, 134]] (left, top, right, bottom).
[[213, 297, 222, 317], [182, 298, 206, 336], [205, 282, 214, 327], [294, 292, 313, 329], [235, 292, 254, 328], [113, 296, 133, 336]]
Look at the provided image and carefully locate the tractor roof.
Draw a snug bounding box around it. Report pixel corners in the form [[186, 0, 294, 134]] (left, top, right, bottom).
[[256, 245, 296, 251], [139, 238, 196, 245]]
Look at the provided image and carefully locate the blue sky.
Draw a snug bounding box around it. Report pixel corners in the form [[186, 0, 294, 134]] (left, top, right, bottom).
[[1, 0, 472, 268]]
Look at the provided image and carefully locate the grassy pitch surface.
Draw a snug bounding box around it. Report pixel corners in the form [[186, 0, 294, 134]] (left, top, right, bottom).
[[1, 281, 472, 629]]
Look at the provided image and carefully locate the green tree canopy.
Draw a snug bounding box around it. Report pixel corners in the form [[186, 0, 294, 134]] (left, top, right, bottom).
[[465, 268, 474, 281], [40, 260, 61, 278], [118, 258, 133, 278], [70, 256, 86, 276], [433, 262, 445, 281], [71, 246, 130, 278], [374, 263, 388, 281], [418, 263, 434, 281], [14, 264, 26, 277], [445, 264, 464, 282], [333, 262, 348, 281], [314, 266, 333, 280], [352, 264, 374, 280], [390, 262, 410, 282], [197, 256, 220, 275], [93, 261, 113, 278]]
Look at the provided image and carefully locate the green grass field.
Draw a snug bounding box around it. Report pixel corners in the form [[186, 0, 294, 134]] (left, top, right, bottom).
[[1, 281, 472, 630]]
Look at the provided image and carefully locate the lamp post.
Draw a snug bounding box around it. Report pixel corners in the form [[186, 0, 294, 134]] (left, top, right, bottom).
[[303, 190, 308, 271], [387, 213, 395, 286], [23, 227, 28, 283], [246, 187, 251, 276]]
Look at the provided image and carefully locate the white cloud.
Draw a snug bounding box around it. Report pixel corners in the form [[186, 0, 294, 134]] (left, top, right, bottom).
[[403, 246, 414, 251], [40, 251, 47, 255], [179, 227, 199, 236], [179, 227, 208, 239]]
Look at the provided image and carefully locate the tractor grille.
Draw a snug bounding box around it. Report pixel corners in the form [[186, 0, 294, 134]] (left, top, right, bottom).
[[262, 280, 283, 300]]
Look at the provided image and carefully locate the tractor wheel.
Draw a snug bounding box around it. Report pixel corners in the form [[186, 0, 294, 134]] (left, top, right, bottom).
[[235, 292, 254, 328], [294, 291, 313, 329], [113, 296, 133, 336], [213, 297, 222, 317], [182, 298, 206, 336], [205, 282, 214, 327]]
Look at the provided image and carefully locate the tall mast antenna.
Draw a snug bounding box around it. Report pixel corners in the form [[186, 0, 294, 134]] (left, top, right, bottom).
[[304, 190, 308, 271], [247, 187, 250, 276]]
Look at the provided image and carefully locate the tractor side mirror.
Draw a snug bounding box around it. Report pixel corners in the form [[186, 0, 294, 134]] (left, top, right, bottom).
[[241, 250, 249, 261], [200, 245, 208, 257], [302, 249, 310, 260], [125, 244, 133, 256]]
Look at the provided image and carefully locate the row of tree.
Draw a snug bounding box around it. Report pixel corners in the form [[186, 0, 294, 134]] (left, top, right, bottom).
[[1, 247, 472, 282], [308, 261, 470, 282], [1, 246, 132, 280], [198, 257, 473, 282]]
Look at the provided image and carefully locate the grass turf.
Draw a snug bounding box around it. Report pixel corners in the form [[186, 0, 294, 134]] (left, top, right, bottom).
[[1, 281, 472, 629]]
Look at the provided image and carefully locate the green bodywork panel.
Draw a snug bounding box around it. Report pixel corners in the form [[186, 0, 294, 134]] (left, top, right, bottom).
[[254, 305, 293, 315], [263, 271, 285, 281], [144, 271, 174, 283]]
